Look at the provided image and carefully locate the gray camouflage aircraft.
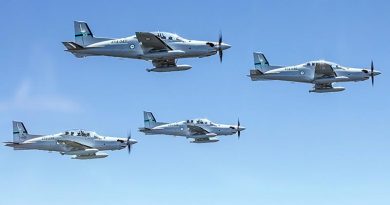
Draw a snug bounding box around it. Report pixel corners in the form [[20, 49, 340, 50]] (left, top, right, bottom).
[[63, 21, 231, 72], [249, 52, 381, 93], [139, 111, 245, 143], [4, 121, 137, 159]]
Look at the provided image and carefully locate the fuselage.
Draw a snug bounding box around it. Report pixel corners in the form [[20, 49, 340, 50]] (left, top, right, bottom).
[[71, 32, 230, 61], [251, 60, 381, 84], [141, 119, 244, 138], [9, 130, 132, 153]]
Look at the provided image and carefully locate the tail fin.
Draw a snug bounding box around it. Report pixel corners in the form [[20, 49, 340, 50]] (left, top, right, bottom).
[[143, 111, 157, 128], [253, 52, 271, 72], [74, 21, 112, 46], [74, 21, 95, 46], [13, 121, 30, 143]]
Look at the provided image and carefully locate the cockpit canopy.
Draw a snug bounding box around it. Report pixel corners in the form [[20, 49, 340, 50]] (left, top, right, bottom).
[[153, 32, 187, 42], [63, 129, 98, 138], [186, 119, 215, 125], [305, 60, 344, 69]]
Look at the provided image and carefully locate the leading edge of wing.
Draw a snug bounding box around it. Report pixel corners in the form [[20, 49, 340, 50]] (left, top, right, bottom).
[[135, 32, 173, 51]]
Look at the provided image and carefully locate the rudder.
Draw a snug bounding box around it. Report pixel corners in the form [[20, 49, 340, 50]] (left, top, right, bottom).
[[144, 111, 157, 128], [254, 52, 270, 72], [73, 21, 112, 46], [74, 21, 95, 46], [13, 121, 29, 143]]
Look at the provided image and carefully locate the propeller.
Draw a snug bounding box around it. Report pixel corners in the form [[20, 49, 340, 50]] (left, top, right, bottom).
[[127, 131, 133, 154], [371, 60, 375, 86], [218, 32, 223, 63], [237, 118, 241, 139]]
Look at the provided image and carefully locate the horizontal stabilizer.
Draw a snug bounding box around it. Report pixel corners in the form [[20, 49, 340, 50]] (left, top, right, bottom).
[[4, 142, 17, 147], [3, 142, 28, 150], [248, 69, 270, 81], [250, 69, 263, 75], [138, 127, 151, 132], [62, 42, 90, 58], [62, 42, 84, 50]]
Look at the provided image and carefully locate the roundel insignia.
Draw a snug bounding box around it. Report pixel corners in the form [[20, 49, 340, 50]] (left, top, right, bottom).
[[130, 44, 135, 49], [300, 71, 305, 75]]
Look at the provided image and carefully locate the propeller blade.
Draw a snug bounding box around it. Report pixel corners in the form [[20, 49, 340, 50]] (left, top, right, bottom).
[[127, 131, 132, 154], [237, 118, 240, 139], [219, 31, 222, 45], [128, 144, 131, 154], [218, 32, 223, 63], [371, 60, 374, 86]]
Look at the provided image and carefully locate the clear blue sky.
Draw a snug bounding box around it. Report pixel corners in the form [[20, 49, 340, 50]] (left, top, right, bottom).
[[1, 0, 390, 205]]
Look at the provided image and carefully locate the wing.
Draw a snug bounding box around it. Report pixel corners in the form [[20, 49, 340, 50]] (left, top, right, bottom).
[[136, 32, 172, 51], [315, 62, 337, 78], [56, 140, 109, 159], [57, 139, 92, 151], [187, 124, 210, 135], [152, 59, 176, 68]]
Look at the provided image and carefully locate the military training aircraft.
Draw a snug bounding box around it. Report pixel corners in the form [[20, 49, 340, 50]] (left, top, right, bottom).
[[4, 121, 137, 159], [139, 111, 245, 143], [248, 52, 381, 93], [62, 21, 231, 72]]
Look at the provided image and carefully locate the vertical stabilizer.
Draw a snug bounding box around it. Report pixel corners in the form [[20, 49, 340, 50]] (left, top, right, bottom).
[[253, 52, 271, 72], [12, 121, 30, 143], [143, 111, 157, 128], [74, 21, 111, 46]]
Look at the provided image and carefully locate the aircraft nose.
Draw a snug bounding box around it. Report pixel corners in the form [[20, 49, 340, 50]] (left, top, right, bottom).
[[238, 126, 246, 131], [129, 139, 138, 144], [374, 70, 381, 76], [220, 43, 231, 50]]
